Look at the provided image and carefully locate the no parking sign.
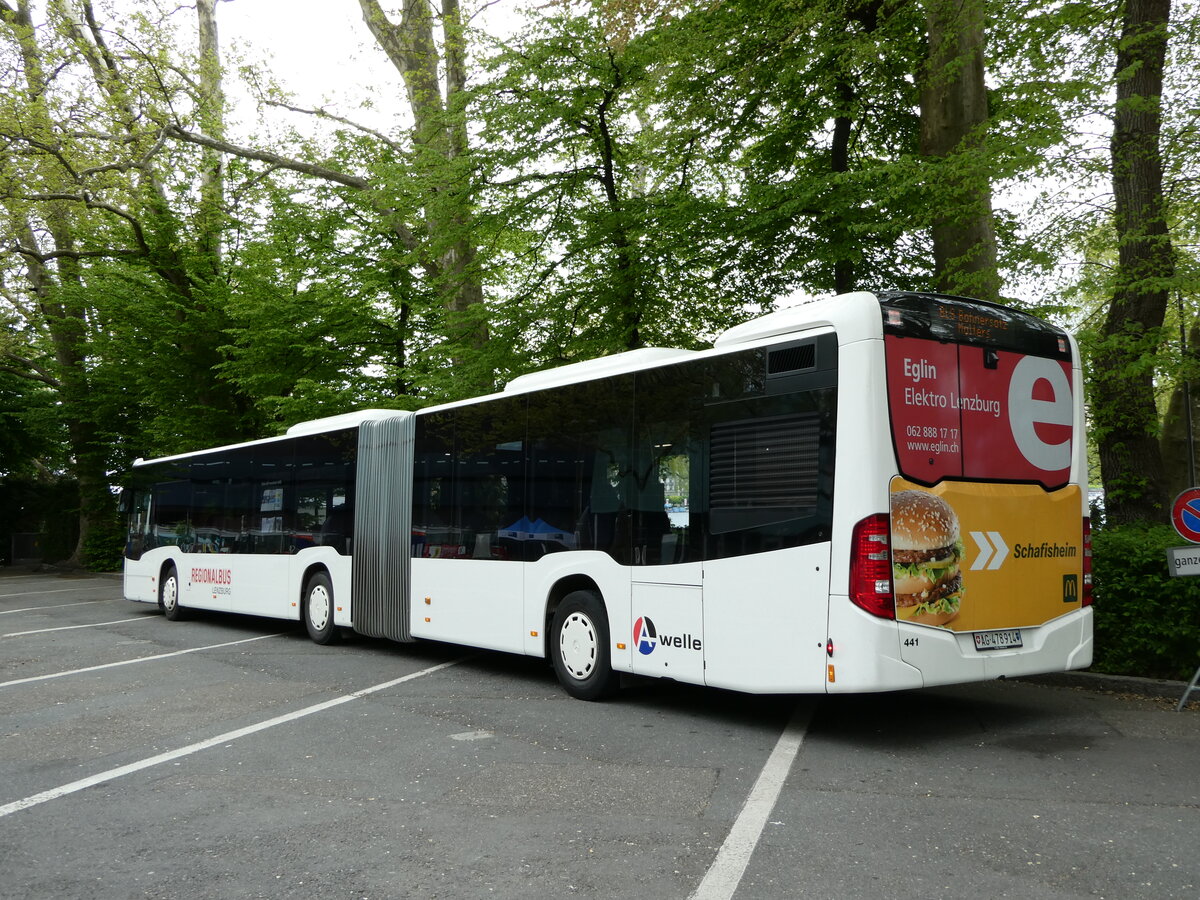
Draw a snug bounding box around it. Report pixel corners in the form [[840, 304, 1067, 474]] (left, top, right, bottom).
[[1171, 488, 1200, 543]]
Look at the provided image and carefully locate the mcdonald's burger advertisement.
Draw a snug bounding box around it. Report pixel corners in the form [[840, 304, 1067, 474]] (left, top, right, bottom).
[[889, 479, 1083, 632]]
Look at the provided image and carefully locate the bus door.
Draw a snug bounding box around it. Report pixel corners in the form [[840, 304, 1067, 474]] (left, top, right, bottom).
[[626, 429, 706, 684], [631, 572, 705, 684]]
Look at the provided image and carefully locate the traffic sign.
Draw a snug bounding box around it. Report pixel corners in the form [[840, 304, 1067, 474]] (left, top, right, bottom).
[[1167, 546, 1200, 576], [1170, 488, 1200, 543]]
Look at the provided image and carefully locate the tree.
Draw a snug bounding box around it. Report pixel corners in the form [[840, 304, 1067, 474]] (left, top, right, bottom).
[[473, 6, 780, 369], [1090, 0, 1177, 524], [0, 0, 254, 563], [1154, 2, 1200, 499], [166, 0, 495, 396], [918, 0, 1000, 301], [649, 0, 932, 299]]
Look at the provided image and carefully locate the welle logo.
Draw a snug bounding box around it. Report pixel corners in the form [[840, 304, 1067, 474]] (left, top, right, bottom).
[[633, 615, 702, 655]]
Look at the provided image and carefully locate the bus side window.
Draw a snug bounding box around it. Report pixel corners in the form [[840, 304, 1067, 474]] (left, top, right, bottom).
[[292, 431, 357, 555], [527, 375, 634, 564], [153, 477, 192, 551], [458, 398, 524, 561]]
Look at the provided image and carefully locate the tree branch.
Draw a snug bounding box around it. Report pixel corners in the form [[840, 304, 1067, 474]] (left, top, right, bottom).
[[165, 124, 427, 258], [165, 124, 370, 190], [10, 242, 142, 263], [260, 99, 407, 155], [23, 191, 151, 254], [0, 352, 61, 389]]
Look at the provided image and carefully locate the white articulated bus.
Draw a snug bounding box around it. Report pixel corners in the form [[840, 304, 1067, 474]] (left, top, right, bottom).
[[123, 291, 1093, 699]]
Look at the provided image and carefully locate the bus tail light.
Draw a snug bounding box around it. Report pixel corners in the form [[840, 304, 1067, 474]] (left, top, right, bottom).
[[1082, 517, 1093, 607], [850, 513, 894, 619]]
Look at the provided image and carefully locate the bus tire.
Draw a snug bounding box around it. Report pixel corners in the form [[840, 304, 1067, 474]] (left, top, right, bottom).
[[159, 565, 185, 621], [304, 572, 339, 645], [551, 590, 619, 701]]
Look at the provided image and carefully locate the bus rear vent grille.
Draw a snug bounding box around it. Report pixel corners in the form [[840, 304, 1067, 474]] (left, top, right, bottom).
[[768, 343, 816, 375]]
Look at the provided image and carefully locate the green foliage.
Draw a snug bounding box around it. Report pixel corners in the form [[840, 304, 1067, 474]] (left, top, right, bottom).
[[474, 6, 773, 370], [0, 475, 78, 565], [1091, 522, 1200, 680], [80, 513, 125, 573], [0, 370, 64, 477], [673, 0, 932, 295]]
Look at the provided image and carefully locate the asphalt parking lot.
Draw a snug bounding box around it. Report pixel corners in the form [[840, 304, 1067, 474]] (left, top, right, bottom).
[[2, 570, 1198, 899]]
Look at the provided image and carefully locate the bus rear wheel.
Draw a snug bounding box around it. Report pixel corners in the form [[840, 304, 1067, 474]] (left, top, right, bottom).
[[304, 572, 339, 645], [159, 565, 185, 621], [551, 590, 619, 701]]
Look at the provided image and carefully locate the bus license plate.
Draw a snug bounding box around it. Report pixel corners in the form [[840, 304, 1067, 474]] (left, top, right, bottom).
[[973, 629, 1023, 651]]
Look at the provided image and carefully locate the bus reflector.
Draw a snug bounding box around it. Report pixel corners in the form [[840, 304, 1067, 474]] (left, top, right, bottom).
[[827, 664, 836, 683], [850, 513, 894, 619], [1082, 517, 1093, 607]]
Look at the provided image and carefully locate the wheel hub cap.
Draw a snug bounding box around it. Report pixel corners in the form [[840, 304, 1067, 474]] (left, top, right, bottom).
[[309, 586, 330, 630], [559, 612, 597, 680]]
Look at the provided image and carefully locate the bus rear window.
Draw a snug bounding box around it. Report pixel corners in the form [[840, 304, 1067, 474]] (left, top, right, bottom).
[[880, 294, 1074, 489]]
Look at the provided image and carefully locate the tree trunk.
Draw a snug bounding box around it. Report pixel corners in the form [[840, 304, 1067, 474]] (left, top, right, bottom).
[[2, 1, 114, 565], [1092, 0, 1175, 525], [1159, 319, 1199, 499], [830, 74, 856, 296], [918, 0, 1000, 301], [196, 0, 225, 276], [358, 0, 489, 361]]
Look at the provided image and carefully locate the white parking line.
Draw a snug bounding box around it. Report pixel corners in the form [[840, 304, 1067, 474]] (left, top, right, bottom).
[[0, 633, 286, 689], [0, 658, 463, 819], [0, 599, 110, 615], [690, 703, 813, 900], [0, 588, 97, 600], [2, 616, 153, 638]]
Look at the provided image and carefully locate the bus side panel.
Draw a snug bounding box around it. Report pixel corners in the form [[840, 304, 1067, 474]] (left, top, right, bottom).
[[631, 578, 704, 685], [125, 545, 333, 623], [701, 544, 831, 693], [824, 598, 922, 692], [410, 558, 525, 654], [291, 548, 351, 626], [522, 551, 632, 666], [124, 545, 168, 603], [181, 553, 297, 618]]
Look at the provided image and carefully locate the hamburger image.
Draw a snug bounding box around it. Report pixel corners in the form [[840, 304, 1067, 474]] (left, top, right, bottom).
[[890, 489, 965, 626]]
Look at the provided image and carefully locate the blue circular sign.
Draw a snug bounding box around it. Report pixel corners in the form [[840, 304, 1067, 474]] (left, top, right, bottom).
[[1171, 488, 1200, 543]]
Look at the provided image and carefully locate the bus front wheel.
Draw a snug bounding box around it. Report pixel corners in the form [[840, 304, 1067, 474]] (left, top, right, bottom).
[[551, 590, 619, 701], [159, 565, 185, 621], [304, 572, 339, 645]]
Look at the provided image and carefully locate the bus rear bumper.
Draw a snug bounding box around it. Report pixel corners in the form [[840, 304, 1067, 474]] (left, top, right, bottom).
[[903, 607, 1094, 688]]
